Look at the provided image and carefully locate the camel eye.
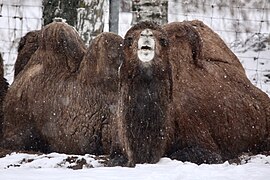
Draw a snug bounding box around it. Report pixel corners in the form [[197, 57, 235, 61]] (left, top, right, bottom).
[[160, 38, 168, 47], [125, 37, 133, 47], [141, 33, 153, 37]]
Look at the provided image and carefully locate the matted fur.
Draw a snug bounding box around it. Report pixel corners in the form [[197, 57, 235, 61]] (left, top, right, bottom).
[[0, 54, 8, 138], [15, 30, 40, 77], [163, 20, 270, 164], [110, 21, 173, 167], [1, 22, 123, 155]]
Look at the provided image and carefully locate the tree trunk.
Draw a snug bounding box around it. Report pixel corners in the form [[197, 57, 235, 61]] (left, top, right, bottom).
[[132, 0, 168, 25], [76, 0, 106, 44], [42, 0, 106, 44], [42, 0, 80, 26], [109, 0, 120, 34]]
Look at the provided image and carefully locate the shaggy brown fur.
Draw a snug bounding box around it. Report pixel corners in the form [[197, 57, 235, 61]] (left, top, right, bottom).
[[110, 21, 173, 167], [14, 30, 40, 77], [162, 20, 270, 164], [0, 54, 8, 138], [1, 22, 123, 155]]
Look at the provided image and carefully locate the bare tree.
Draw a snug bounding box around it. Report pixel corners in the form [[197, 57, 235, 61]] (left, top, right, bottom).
[[121, 0, 131, 12], [43, 0, 80, 26], [132, 0, 168, 25], [42, 0, 106, 44], [76, 0, 106, 44], [109, 0, 120, 34]]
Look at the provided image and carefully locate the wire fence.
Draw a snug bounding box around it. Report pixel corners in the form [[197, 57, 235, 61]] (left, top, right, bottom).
[[0, 0, 269, 95], [0, 0, 42, 82]]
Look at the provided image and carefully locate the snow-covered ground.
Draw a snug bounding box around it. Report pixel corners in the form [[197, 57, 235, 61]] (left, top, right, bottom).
[[0, 152, 270, 180]]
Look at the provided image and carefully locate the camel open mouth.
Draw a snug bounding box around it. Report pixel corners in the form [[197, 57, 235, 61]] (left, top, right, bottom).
[[141, 45, 152, 50], [137, 29, 155, 63]]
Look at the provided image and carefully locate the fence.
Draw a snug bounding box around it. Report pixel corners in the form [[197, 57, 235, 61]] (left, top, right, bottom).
[[0, 0, 42, 82], [0, 0, 269, 95]]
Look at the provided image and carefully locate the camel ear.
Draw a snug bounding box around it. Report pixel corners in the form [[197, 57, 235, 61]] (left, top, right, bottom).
[[160, 37, 169, 47], [124, 37, 133, 47], [60, 29, 86, 73]]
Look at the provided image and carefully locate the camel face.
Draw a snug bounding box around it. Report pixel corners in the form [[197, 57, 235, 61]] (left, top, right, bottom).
[[137, 29, 155, 63]]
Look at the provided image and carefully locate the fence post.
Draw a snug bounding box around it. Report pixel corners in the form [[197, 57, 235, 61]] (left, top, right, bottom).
[[109, 0, 120, 34]]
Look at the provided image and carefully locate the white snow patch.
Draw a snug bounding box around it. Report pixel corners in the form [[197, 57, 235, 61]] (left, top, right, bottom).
[[0, 153, 270, 180]]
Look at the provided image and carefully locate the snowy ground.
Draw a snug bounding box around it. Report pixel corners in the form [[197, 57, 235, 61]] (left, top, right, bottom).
[[0, 153, 270, 180]]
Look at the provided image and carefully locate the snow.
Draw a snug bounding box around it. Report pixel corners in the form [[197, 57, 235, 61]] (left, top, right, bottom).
[[0, 0, 270, 179], [0, 153, 270, 180], [236, 50, 270, 95]]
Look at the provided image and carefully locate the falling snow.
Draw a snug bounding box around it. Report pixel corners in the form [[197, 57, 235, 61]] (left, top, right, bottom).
[[0, 0, 270, 179]]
